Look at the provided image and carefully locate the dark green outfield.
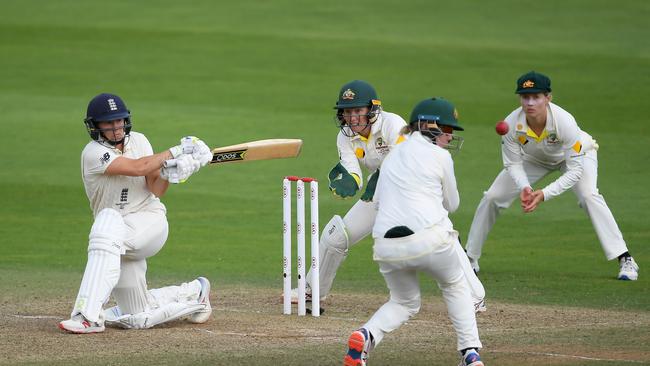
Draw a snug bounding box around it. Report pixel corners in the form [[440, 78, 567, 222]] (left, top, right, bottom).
[[0, 0, 648, 318]]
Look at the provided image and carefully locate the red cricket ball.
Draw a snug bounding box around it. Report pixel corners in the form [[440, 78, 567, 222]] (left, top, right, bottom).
[[495, 121, 509, 135]]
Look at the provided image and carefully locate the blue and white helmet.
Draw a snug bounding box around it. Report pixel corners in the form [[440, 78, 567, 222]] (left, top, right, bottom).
[[84, 93, 132, 143]]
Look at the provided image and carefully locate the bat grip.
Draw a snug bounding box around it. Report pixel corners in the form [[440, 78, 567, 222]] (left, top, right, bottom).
[[163, 159, 177, 168]]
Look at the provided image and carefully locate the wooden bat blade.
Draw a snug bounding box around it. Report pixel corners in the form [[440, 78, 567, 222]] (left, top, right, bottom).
[[210, 139, 303, 164]]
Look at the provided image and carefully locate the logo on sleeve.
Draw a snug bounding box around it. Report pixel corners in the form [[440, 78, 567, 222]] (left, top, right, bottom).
[[99, 152, 110, 165]]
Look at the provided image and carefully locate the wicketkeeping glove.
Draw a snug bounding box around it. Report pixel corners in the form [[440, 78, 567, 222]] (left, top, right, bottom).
[[328, 162, 359, 199], [360, 169, 379, 202]]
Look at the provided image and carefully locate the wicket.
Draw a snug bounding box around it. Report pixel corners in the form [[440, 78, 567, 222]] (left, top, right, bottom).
[[283, 176, 320, 317]]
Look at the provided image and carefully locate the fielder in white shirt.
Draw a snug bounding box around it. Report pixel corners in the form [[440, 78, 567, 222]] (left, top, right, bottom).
[[344, 97, 484, 366], [465, 71, 639, 281], [59, 93, 214, 334]]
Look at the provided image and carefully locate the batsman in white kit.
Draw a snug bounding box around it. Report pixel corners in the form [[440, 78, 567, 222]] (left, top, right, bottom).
[[465, 71, 639, 281], [59, 93, 214, 333], [291, 80, 485, 312], [344, 97, 484, 366]]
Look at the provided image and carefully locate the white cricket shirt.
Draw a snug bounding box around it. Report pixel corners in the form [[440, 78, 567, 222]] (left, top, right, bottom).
[[81, 132, 166, 217], [501, 102, 595, 200], [372, 132, 459, 239], [336, 110, 406, 188]]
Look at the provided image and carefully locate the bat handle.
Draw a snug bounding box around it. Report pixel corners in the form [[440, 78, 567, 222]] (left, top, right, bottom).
[[163, 159, 177, 168]]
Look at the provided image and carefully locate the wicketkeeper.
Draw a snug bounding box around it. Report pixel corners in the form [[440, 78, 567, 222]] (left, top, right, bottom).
[[59, 93, 214, 333]]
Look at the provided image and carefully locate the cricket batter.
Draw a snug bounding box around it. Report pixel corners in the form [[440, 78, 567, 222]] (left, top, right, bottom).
[[465, 71, 639, 281], [344, 97, 484, 366], [59, 93, 214, 333]]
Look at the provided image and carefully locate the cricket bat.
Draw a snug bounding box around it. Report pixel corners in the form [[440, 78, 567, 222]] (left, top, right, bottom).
[[210, 138, 303, 164]]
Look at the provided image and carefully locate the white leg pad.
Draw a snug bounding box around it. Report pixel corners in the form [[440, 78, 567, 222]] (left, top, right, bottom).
[[148, 279, 202, 305], [106, 301, 208, 329], [72, 208, 126, 323], [307, 215, 349, 298]]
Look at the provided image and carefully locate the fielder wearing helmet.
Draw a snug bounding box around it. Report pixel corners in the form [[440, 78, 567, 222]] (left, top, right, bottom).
[[343, 95, 484, 366], [406, 97, 464, 151]]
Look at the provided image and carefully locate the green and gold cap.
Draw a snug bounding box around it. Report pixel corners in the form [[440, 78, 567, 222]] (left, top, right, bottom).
[[516, 71, 552, 94], [334, 80, 380, 109]]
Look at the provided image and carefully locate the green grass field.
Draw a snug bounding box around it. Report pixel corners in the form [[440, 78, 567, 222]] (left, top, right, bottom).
[[1, 0, 649, 365]]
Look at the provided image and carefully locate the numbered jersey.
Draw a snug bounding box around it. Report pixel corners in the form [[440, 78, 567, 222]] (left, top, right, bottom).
[[336, 110, 406, 187], [81, 132, 166, 217]]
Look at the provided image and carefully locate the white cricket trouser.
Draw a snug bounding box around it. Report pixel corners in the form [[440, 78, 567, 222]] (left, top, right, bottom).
[[466, 149, 628, 261], [111, 209, 168, 314], [343, 199, 378, 245], [111, 209, 202, 318], [310, 199, 485, 302], [364, 227, 482, 351]]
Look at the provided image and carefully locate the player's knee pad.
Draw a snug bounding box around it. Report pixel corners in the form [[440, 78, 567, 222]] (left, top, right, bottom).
[[87, 208, 125, 296], [320, 215, 349, 252], [89, 208, 126, 255], [310, 215, 350, 297]]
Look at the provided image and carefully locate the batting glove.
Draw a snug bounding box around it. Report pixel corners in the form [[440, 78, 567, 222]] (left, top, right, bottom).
[[181, 136, 212, 167]]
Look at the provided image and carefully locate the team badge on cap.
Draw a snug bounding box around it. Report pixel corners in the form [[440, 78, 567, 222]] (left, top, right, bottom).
[[342, 89, 356, 100], [522, 80, 535, 88]]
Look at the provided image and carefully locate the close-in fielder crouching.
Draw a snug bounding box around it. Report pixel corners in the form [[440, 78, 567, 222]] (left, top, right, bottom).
[[294, 81, 485, 312], [59, 93, 213, 333]]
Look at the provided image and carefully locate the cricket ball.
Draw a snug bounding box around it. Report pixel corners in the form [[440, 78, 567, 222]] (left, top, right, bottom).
[[495, 121, 509, 135]]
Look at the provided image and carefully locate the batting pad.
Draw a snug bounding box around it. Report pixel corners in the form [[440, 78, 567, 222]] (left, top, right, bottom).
[[105, 302, 208, 329], [309, 215, 349, 297], [72, 208, 125, 323]]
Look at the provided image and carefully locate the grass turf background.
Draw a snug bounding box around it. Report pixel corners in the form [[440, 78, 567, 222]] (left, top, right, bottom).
[[0, 1, 648, 363]]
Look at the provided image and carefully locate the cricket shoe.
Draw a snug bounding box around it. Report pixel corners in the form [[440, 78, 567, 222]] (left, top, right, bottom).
[[189, 277, 212, 323], [618, 257, 639, 281], [458, 349, 484, 366], [58, 313, 105, 334], [474, 298, 487, 313], [344, 328, 373, 366]]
